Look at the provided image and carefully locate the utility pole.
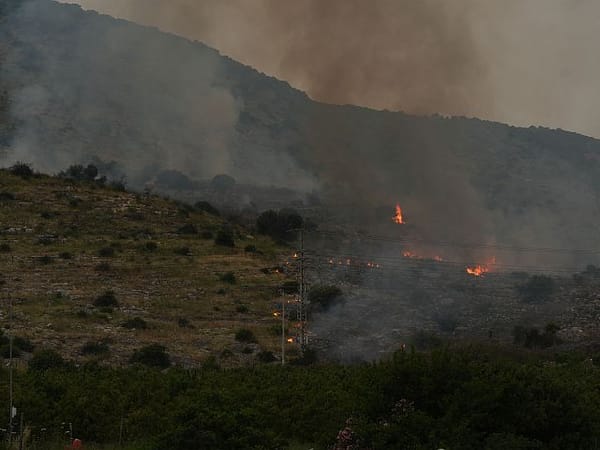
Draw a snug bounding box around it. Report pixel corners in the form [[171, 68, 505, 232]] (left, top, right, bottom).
[[8, 295, 13, 449], [297, 228, 308, 353], [281, 299, 285, 366]]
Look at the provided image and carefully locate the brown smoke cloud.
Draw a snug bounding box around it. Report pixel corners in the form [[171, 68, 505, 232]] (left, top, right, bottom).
[[65, 0, 491, 118], [63, 0, 600, 138]]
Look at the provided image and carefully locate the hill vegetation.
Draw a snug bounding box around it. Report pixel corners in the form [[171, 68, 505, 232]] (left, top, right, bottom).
[[0, 166, 297, 367]]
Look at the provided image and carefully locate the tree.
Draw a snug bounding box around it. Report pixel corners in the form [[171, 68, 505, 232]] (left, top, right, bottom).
[[210, 174, 236, 191], [256, 208, 303, 242]]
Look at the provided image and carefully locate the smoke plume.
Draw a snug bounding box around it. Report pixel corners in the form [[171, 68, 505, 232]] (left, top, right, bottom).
[[65, 0, 600, 139]]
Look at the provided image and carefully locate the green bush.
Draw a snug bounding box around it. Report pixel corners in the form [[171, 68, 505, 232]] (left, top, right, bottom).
[[9, 162, 33, 179], [98, 246, 115, 257], [214, 226, 235, 247], [81, 341, 110, 356], [130, 344, 171, 369], [122, 317, 148, 330], [219, 271, 236, 284], [174, 246, 191, 256], [28, 349, 65, 371], [235, 328, 257, 343], [256, 208, 303, 242], [195, 201, 220, 216], [94, 291, 119, 308]]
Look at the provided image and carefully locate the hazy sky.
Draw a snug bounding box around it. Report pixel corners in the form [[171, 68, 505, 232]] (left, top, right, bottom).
[[62, 0, 600, 138]]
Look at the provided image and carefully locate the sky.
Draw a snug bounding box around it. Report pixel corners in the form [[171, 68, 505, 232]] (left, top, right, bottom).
[[61, 0, 600, 139]]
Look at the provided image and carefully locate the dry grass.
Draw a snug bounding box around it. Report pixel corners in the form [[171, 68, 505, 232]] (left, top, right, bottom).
[[0, 170, 295, 367]]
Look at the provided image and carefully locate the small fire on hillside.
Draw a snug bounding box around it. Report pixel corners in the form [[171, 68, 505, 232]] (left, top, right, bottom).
[[393, 204, 404, 224], [466, 257, 496, 277], [403, 250, 443, 261]]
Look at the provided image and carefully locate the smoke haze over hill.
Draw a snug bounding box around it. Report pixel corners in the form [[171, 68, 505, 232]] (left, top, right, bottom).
[[65, 0, 600, 139]]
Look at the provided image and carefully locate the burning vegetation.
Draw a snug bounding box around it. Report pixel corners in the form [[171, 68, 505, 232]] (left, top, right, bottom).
[[392, 204, 404, 224]]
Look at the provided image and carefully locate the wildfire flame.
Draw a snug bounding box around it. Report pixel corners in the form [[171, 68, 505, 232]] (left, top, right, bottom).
[[393, 204, 404, 224], [286, 338, 294, 343], [466, 257, 496, 277], [466, 265, 488, 277]]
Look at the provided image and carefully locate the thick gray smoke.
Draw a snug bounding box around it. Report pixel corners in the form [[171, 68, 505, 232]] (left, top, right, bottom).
[[2, 0, 317, 192], [66, 0, 600, 139]]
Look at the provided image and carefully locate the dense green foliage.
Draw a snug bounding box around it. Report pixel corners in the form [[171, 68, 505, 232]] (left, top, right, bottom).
[[256, 209, 303, 242], [3, 346, 599, 449]]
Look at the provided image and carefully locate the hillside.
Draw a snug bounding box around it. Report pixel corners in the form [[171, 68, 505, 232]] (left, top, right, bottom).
[[0, 167, 295, 367], [1, 0, 600, 267]]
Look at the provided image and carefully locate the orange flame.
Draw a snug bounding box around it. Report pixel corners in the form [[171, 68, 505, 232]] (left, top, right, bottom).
[[466, 257, 496, 277], [466, 265, 488, 277], [393, 204, 404, 224]]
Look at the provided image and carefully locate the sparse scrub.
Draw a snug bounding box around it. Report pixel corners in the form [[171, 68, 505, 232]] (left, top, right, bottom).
[[174, 246, 191, 256], [122, 317, 148, 330], [98, 246, 115, 257], [219, 271, 236, 284], [28, 349, 65, 371], [177, 223, 198, 235], [518, 275, 555, 303], [195, 201, 220, 216], [94, 290, 119, 308], [235, 328, 257, 343], [129, 344, 171, 368], [214, 225, 235, 247], [81, 341, 110, 356], [0, 191, 15, 201], [308, 285, 343, 312]]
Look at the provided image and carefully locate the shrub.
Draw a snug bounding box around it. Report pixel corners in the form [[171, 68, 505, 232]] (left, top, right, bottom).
[[518, 275, 555, 303], [219, 271, 236, 284], [244, 244, 257, 253], [177, 317, 193, 328], [280, 280, 299, 295], [200, 230, 214, 240], [121, 317, 148, 330], [195, 201, 220, 216], [177, 223, 198, 235], [98, 246, 115, 257], [235, 328, 257, 343], [29, 349, 65, 371], [256, 208, 303, 242], [9, 162, 33, 179], [13, 336, 34, 353], [143, 241, 158, 252], [94, 291, 119, 308], [95, 262, 111, 272], [0, 243, 10, 253], [129, 344, 171, 369], [59, 252, 72, 260], [214, 226, 235, 247], [81, 341, 110, 356], [174, 246, 191, 256], [39, 255, 53, 265], [257, 351, 277, 363], [59, 164, 98, 181], [155, 170, 194, 190], [0, 191, 15, 201], [236, 305, 249, 313], [308, 285, 343, 311], [210, 174, 236, 191]]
